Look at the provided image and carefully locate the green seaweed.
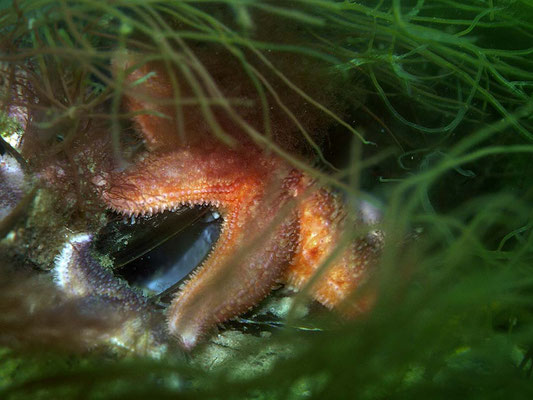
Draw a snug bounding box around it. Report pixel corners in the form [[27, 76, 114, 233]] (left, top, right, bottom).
[[1, 1, 533, 399]]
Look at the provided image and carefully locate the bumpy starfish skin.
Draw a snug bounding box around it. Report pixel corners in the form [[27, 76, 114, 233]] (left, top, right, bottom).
[[103, 144, 303, 349], [101, 145, 380, 349], [285, 188, 381, 312]]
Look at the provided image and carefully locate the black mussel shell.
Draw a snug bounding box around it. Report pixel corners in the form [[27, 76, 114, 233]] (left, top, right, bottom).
[[94, 207, 221, 302]]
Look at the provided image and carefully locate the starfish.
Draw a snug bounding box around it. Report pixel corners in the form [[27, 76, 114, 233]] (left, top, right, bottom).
[[54, 57, 382, 351]]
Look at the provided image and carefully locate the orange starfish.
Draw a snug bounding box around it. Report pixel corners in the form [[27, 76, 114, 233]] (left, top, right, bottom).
[[55, 57, 382, 351]]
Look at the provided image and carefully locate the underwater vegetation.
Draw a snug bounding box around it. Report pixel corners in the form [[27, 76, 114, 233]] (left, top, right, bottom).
[[0, 0, 533, 399]]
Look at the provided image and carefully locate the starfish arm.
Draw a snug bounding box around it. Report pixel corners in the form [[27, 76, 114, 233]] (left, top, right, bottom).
[[102, 145, 275, 216], [113, 54, 181, 150], [168, 207, 299, 350], [285, 187, 382, 312]]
